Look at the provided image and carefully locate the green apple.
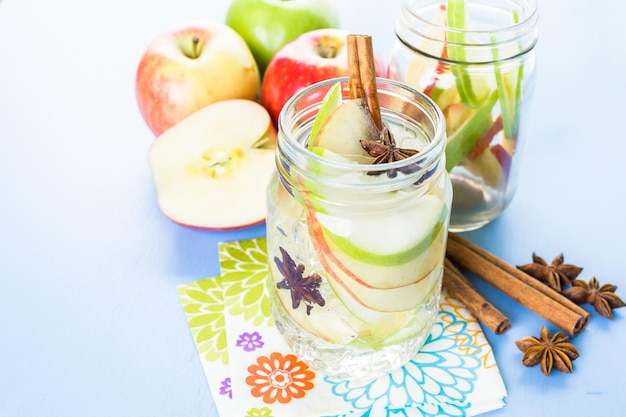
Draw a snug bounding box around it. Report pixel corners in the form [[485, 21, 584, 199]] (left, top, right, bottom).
[[225, 0, 339, 74]]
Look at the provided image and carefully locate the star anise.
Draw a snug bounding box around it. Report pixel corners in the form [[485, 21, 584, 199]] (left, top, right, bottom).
[[515, 326, 579, 376], [562, 277, 626, 320], [274, 247, 325, 315], [360, 126, 419, 177], [517, 252, 583, 292]]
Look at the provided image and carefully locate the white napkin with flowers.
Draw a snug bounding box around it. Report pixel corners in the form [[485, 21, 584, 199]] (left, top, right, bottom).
[[177, 237, 507, 417]]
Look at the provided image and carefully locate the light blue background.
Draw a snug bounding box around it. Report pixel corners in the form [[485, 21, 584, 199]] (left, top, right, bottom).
[[1, 0, 625, 415]]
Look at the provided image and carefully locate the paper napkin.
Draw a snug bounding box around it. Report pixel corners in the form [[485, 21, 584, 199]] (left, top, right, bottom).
[[178, 237, 507, 417]]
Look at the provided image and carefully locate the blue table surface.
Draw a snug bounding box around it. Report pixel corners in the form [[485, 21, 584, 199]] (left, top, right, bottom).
[[2, 0, 626, 415]]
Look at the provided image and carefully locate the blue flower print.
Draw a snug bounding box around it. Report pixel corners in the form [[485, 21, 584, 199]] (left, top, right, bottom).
[[236, 331, 264, 352], [325, 311, 482, 417]]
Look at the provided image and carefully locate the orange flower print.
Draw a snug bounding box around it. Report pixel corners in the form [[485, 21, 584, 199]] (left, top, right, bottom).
[[246, 352, 315, 404]]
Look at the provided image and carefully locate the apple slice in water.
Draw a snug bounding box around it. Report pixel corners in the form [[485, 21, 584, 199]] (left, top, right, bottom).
[[308, 81, 342, 149], [312, 97, 378, 164], [269, 259, 361, 345], [148, 99, 276, 230]]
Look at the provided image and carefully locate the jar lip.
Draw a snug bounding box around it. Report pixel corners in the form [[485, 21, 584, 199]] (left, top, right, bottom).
[[397, 0, 539, 53], [277, 77, 446, 190]]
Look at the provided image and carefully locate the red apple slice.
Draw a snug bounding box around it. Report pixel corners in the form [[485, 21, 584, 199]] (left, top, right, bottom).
[[305, 203, 442, 312], [148, 99, 276, 230]]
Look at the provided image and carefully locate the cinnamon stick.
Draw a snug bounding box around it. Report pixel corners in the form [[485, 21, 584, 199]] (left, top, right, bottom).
[[346, 35, 363, 100], [355, 35, 382, 131], [346, 34, 382, 130], [444, 258, 511, 335], [446, 233, 589, 336]]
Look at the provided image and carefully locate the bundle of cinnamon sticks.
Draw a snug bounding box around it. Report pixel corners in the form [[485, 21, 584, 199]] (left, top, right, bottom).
[[444, 233, 590, 336]]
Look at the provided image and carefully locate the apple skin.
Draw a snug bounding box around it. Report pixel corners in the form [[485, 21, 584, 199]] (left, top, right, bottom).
[[261, 28, 386, 127], [136, 21, 260, 136], [225, 0, 339, 75]]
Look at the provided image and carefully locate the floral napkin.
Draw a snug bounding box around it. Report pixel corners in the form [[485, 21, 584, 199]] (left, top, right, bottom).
[[177, 237, 507, 417]]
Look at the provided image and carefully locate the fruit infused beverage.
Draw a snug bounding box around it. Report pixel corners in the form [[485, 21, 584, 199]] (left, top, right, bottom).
[[390, 0, 538, 231], [266, 35, 451, 380]]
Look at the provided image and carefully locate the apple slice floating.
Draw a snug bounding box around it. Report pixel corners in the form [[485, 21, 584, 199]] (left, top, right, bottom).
[[312, 97, 378, 164], [148, 99, 276, 230]]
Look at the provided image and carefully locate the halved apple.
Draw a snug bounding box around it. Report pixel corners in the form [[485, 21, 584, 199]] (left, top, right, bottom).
[[148, 99, 276, 230]]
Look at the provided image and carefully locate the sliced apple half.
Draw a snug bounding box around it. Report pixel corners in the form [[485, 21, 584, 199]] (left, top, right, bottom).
[[312, 98, 378, 164], [148, 99, 276, 230]]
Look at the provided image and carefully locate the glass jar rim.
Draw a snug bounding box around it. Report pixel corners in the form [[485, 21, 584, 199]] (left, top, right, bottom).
[[277, 77, 446, 192], [396, 0, 539, 62]]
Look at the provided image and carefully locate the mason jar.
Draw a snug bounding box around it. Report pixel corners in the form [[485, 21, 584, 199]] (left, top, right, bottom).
[[389, 0, 539, 231], [266, 77, 452, 380]]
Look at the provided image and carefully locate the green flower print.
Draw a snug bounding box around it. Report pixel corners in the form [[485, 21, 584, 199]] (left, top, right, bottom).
[[219, 238, 273, 327], [245, 407, 274, 417], [177, 277, 228, 365]]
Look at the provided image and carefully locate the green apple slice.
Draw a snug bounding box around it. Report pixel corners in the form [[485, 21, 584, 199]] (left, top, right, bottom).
[[308, 81, 342, 150], [445, 90, 498, 171], [326, 225, 446, 289], [316, 194, 446, 265], [320, 246, 442, 312], [306, 203, 443, 312], [312, 98, 377, 164]]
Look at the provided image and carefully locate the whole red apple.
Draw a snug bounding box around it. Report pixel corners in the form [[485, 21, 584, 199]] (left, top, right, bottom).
[[261, 28, 386, 127], [136, 21, 260, 136]]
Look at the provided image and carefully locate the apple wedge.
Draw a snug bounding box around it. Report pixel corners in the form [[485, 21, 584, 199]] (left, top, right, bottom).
[[148, 99, 276, 230], [308, 81, 342, 149], [312, 97, 377, 164]]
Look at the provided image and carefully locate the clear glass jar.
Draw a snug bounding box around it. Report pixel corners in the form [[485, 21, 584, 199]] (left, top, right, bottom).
[[266, 77, 452, 380], [389, 0, 539, 231]]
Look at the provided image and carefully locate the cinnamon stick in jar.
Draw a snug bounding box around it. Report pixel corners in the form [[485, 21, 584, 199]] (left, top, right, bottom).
[[444, 258, 511, 335], [446, 233, 589, 336]]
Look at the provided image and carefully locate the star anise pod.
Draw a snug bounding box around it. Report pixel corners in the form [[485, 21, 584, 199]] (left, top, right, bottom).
[[515, 326, 579, 376], [562, 277, 626, 320], [360, 126, 419, 178], [517, 252, 583, 292], [274, 247, 325, 315]]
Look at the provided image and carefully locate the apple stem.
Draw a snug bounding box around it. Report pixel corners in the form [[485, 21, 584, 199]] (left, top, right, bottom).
[[191, 36, 200, 59], [180, 36, 201, 59], [315, 37, 339, 59]]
